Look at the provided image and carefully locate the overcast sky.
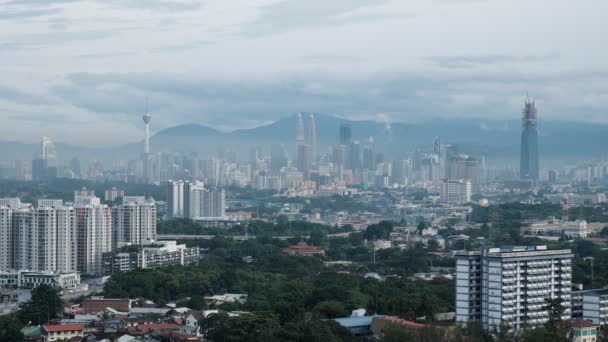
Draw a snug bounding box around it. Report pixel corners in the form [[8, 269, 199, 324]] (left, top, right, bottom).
[[1, 0, 607, 146]]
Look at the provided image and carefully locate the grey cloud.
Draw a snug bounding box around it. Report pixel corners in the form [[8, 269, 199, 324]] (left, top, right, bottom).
[[0, 7, 62, 20], [1, 30, 117, 50], [47, 69, 608, 132], [100, 0, 202, 12], [241, 0, 402, 37], [428, 55, 552, 69], [0, 85, 46, 105]]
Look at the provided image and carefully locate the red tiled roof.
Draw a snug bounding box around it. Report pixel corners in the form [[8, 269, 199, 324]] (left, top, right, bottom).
[[43, 324, 86, 332], [378, 316, 426, 327], [282, 242, 324, 254], [570, 319, 596, 328]]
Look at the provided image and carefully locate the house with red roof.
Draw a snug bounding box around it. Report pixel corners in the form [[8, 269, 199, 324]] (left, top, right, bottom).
[[282, 242, 325, 256], [42, 323, 85, 341]]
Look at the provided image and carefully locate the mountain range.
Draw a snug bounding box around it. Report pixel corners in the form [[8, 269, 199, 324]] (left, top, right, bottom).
[[1, 113, 606, 164]]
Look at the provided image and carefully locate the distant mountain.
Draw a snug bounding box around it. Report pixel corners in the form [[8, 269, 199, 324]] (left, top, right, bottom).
[[1, 114, 607, 163]]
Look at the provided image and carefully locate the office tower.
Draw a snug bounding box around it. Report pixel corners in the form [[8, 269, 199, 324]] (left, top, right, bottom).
[[433, 136, 441, 156], [449, 155, 479, 192], [441, 144, 459, 178], [440, 179, 472, 204], [306, 114, 317, 163], [348, 141, 361, 171], [362, 137, 375, 170], [74, 197, 112, 275], [31, 158, 48, 181], [143, 105, 152, 154], [112, 196, 156, 248], [70, 158, 81, 178], [332, 144, 348, 167], [548, 170, 558, 184], [455, 246, 573, 331], [297, 144, 311, 178], [520, 98, 540, 181], [296, 113, 305, 146], [270, 144, 288, 175], [167, 180, 185, 218], [339, 123, 352, 145]]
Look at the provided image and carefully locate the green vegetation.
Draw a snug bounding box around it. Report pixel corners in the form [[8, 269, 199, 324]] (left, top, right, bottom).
[[157, 218, 352, 237], [18, 284, 62, 326]]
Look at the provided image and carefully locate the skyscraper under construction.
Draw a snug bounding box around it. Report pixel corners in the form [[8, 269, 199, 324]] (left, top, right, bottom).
[[520, 98, 539, 181]]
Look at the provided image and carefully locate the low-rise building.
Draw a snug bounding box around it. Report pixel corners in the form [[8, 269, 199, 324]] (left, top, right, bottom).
[[103, 241, 200, 275], [0, 270, 80, 289], [282, 242, 325, 257], [580, 289, 608, 326], [570, 319, 598, 342], [42, 324, 85, 341]]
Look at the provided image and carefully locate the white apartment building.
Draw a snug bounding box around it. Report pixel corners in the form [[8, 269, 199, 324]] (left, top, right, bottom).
[[74, 199, 112, 275], [166, 180, 185, 218], [0, 202, 77, 274], [440, 179, 472, 204], [455, 246, 573, 331], [169, 180, 226, 220], [112, 196, 156, 248]]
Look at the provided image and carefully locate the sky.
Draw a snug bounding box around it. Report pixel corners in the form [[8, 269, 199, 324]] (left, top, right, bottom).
[[0, 0, 607, 146]]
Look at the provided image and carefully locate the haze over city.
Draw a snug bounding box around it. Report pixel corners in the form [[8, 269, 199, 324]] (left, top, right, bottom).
[[1, 1, 608, 342], [1, 0, 608, 146]]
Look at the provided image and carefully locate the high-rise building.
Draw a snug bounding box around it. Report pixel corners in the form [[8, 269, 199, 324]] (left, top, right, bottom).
[[520, 98, 540, 181], [339, 124, 352, 145], [348, 141, 361, 171], [32, 137, 58, 181], [184, 181, 205, 219], [455, 246, 573, 331], [440, 179, 472, 204], [306, 114, 317, 163], [166, 180, 186, 218], [0, 202, 77, 273], [203, 188, 226, 218], [270, 144, 288, 175], [449, 155, 479, 192], [297, 144, 312, 178], [74, 197, 112, 275], [112, 196, 156, 248], [362, 137, 375, 170], [296, 113, 305, 146]]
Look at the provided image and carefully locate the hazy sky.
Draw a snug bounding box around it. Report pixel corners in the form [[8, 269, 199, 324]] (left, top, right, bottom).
[[1, 0, 607, 146]]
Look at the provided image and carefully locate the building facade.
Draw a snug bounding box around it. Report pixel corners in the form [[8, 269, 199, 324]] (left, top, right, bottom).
[[520, 99, 540, 181], [455, 246, 573, 331], [440, 179, 472, 204]]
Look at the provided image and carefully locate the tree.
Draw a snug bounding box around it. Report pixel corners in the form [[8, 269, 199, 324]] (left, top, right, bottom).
[[0, 315, 23, 341], [542, 297, 571, 342], [312, 301, 348, 319], [18, 284, 62, 325], [380, 323, 416, 342]]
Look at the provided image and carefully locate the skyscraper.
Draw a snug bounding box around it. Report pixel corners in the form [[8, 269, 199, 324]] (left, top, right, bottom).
[[339, 123, 352, 145], [306, 113, 317, 163], [520, 98, 539, 181], [296, 113, 305, 146]]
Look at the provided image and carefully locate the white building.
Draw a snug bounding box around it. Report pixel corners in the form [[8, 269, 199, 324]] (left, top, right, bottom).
[[440, 179, 472, 204], [166, 180, 186, 218], [74, 198, 112, 275], [0, 201, 77, 274], [0, 270, 80, 289], [112, 196, 156, 247], [526, 218, 589, 239], [579, 289, 608, 326], [455, 246, 573, 331]]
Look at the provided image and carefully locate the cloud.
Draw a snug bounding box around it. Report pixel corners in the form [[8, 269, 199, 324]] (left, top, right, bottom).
[[0, 7, 63, 20], [0, 85, 46, 105], [428, 55, 552, 69], [241, 0, 404, 37]]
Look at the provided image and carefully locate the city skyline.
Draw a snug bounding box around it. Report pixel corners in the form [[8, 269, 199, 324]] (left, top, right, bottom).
[[1, 0, 607, 146]]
